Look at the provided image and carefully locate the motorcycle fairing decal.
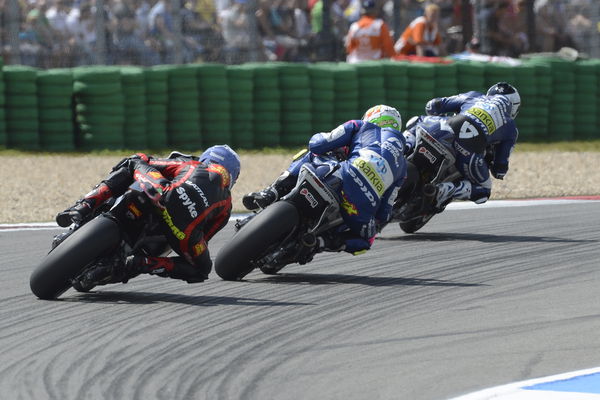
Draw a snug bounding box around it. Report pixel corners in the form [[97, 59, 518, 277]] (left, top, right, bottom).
[[127, 203, 142, 218], [300, 188, 319, 208]]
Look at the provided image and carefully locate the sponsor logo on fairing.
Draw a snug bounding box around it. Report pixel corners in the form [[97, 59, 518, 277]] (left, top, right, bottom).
[[127, 203, 142, 219], [176, 186, 198, 218], [185, 180, 209, 208], [419, 146, 438, 163], [300, 188, 319, 208]]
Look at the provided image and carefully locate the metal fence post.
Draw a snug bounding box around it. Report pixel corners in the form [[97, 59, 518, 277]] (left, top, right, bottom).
[[94, 0, 107, 65], [6, 0, 20, 64]]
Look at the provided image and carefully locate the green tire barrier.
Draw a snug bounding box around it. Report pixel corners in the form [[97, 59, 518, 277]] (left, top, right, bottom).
[[309, 63, 335, 133], [4, 65, 39, 149], [248, 63, 281, 147], [2, 59, 600, 152], [37, 68, 74, 151], [72, 66, 124, 150], [196, 63, 231, 147], [158, 64, 202, 149]]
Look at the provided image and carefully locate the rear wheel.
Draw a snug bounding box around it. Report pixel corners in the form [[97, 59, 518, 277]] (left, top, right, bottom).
[[30, 215, 121, 299], [215, 201, 299, 281]]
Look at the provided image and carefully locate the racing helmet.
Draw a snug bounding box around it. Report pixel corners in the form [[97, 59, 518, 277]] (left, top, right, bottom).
[[362, 104, 403, 131], [487, 82, 521, 119], [362, 0, 376, 10], [199, 144, 241, 189]]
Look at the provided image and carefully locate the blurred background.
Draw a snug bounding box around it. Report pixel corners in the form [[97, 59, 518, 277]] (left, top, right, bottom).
[[0, 0, 598, 68]]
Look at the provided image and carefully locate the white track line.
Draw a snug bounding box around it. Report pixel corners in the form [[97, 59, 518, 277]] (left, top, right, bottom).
[[1, 199, 599, 232]]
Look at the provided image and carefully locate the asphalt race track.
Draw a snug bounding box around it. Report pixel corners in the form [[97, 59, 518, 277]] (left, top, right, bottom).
[[1, 201, 599, 400]]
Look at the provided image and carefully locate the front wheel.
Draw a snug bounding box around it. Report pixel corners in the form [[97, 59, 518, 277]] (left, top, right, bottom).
[[214, 201, 299, 281], [30, 215, 121, 299], [399, 213, 435, 234]]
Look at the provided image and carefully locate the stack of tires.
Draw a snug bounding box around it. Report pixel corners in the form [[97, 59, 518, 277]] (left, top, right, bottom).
[[4, 65, 39, 149], [308, 63, 335, 133], [355, 62, 386, 114], [120, 67, 147, 148], [528, 60, 552, 139], [162, 65, 202, 149], [512, 63, 537, 141], [574, 60, 598, 140], [73, 66, 124, 150], [456, 61, 486, 94], [226, 64, 254, 148], [546, 58, 575, 140], [278, 63, 312, 147], [196, 63, 231, 147], [382, 61, 409, 122], [406, 62, 436, 119], [144, 67, 169, 149], [250, 63, 281, 147], [333, 63, 359, 125], [0, 58, 6, 146], [37, 68, 74, 151], [433, 63, 458, 98], [484, 63, 515, 92]]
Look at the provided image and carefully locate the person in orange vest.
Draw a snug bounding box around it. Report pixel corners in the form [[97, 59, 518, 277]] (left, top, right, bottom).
[[395, 3, 443, 57], [344, 0, 395, 63]]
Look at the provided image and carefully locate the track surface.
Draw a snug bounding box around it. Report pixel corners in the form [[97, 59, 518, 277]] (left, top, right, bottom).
[[1, 202, 599, 400]]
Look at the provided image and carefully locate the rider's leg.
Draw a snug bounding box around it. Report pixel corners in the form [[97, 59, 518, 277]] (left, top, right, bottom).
[[242, 149, 310, 211], [56, 167, 133, 227]]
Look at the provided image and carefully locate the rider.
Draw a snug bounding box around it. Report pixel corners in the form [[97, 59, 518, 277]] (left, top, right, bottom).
[[403, 82, 520, 209], [55, 145, 241, 285], [243, 105, 407, 255]]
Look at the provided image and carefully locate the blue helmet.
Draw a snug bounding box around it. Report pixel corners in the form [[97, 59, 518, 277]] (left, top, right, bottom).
[[199, 144, 241, 189]]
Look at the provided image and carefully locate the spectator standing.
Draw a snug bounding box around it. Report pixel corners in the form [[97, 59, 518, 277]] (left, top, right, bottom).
[[394, 3, 443, 57], [66, 2, 97, 65], [345, 0, 395, 63], [112, 3, 161, 65], [45, 0, 74, 66], [219, 0, 257, 63], [148, 0, 178, 63]]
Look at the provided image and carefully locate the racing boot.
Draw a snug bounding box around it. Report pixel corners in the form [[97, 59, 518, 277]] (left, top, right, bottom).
[[433, 180, 472, 211], [56, 183, 113, 227], [242, 171, 296, 211]]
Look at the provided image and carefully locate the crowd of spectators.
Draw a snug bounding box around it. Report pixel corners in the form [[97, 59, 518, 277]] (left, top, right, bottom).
[[0, 0, 597, 68]]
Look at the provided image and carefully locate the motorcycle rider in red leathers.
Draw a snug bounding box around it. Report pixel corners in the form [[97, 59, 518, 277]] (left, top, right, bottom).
[[55, 145, 241, 287]]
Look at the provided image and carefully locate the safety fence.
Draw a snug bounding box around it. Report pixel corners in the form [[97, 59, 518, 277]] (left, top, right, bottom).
[[0, 57, 599, 152]]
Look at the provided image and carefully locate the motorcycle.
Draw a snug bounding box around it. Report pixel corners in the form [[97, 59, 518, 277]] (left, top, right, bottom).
[[214, 163, 345, 281], [390, 122, 462, 233], [30, 184, 171, 300]]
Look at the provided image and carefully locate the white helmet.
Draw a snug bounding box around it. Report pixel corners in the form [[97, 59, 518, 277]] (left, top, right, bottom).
[[487, 82, 521, 119], [362, 105, 402, 131]]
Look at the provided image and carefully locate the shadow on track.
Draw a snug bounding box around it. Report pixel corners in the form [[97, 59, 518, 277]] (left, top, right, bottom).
[[249, 273, 483, 288], [60, 291, 312, 306], [378, 231, 595, 244]]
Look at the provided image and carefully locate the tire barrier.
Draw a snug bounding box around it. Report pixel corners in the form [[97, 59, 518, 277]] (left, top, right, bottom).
[[0, 58, 599, 152]]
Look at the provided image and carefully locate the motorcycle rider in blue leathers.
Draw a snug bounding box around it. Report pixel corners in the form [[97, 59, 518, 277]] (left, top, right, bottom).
[[403, 82, 520, 209], [242, 105, 407, 255]]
